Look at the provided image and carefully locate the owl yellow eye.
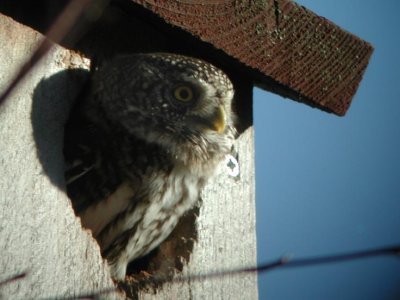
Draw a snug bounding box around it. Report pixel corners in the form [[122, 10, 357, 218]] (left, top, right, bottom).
[[173, 85, 193, 102]]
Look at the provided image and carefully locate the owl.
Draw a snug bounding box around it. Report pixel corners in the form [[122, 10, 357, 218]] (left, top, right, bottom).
[[64, 53, 236, 280]]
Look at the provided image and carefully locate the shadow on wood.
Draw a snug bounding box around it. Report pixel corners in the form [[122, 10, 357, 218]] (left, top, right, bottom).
[[31, 68, 90, 189]]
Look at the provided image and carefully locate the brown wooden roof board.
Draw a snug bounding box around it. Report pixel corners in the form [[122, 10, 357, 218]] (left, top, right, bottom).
[[130, 0, 373, 116]]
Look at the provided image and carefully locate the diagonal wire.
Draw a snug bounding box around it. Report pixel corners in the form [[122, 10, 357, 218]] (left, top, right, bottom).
[[0, 271, 27, 287], [142, 244, 400, 285], [0, 0, 95, 105], [3, 245, 399, 299]]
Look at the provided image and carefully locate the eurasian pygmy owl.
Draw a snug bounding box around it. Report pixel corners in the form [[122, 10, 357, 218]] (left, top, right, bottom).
[[64, 53, 236, 280]]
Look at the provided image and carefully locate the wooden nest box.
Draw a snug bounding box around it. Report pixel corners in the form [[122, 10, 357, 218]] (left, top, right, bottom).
[[0, 1, 372, 299]]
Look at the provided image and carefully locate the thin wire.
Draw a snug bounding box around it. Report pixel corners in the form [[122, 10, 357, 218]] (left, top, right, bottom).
[[0, 0, 93, 105], [141, 244, 400, 285], [0, 271, 27, 287], [3, 245, 399, 299]]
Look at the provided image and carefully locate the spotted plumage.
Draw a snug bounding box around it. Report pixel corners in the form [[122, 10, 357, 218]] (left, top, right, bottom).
[[64, 53, 236, 280]]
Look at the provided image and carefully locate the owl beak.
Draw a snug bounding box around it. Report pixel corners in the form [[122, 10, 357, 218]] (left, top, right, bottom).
[[210, 105, 226, 134]]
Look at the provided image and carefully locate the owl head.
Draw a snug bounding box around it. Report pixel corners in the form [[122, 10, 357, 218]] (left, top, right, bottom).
[[88, 53, 236, 169]]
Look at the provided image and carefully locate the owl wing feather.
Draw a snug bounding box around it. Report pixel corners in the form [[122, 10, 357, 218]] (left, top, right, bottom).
[[64, 102, 125, 213]]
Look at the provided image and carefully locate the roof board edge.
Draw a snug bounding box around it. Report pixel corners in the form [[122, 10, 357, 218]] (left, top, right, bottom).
[[130, 0, 374, 115]]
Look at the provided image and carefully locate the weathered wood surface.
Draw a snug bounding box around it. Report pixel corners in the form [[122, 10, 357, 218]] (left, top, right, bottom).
[[130, 0, 373, 116], [138, 128, 257, 300], [0, 14, 122, 300], [0, 12, 257, 300]]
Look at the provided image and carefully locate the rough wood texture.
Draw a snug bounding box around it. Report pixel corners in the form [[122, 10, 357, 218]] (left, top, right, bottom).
[[136, 130, 257, 300], [0, 12, 258, 300], [0, 14, 123, 300], [130, 0, 373, 115], [155, 128, 258, 299]]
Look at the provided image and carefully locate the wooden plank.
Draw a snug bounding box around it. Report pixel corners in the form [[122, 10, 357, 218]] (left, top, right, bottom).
[[130, 0, 373, 115], [0, 14, 123, 300], [0, 10, 257, 300], [142, 128, 257, 299]]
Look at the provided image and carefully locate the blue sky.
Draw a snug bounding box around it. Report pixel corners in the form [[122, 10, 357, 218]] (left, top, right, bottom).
[[254, 1, 400, 299]]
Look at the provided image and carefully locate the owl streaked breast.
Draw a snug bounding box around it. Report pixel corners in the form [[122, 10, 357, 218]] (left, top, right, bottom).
[[64, 53, 236, 280]]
